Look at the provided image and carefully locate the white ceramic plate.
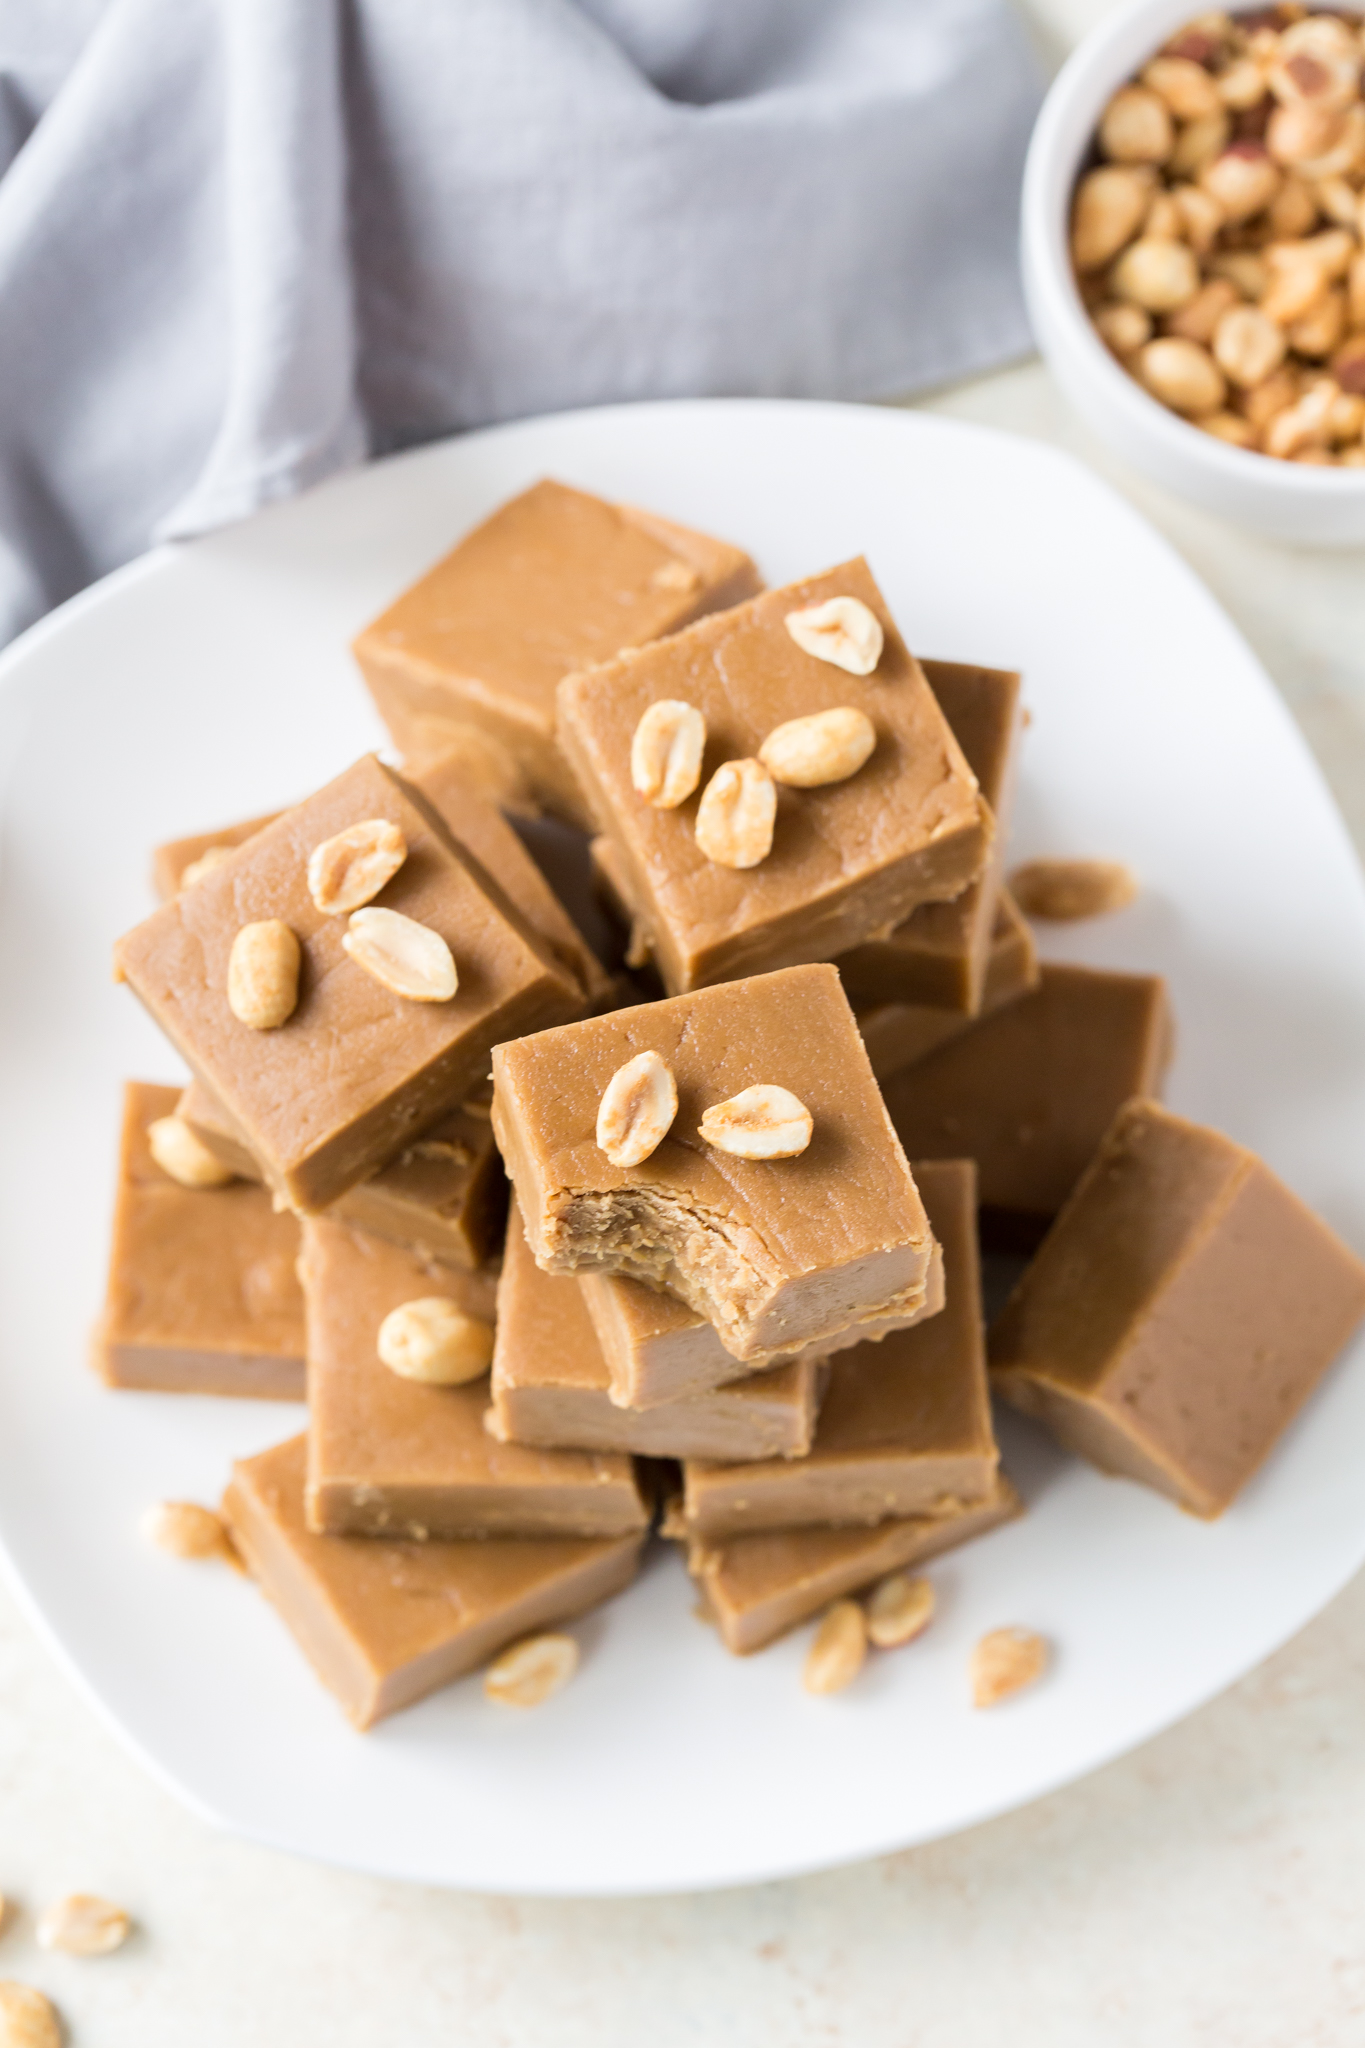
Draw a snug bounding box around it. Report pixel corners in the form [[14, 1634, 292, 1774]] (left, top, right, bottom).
[[1, 399, 1363, 1898]]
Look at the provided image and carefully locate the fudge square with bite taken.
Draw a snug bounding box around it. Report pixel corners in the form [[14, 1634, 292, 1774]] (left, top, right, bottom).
[[113, 754, 584, 1214], [676, 1160, 999, 1540], [302, 1218, 651, 1541], [92, 1082, 305, 1399], [352, 479, 761, 828], [991, 1100, 1365, 1519], [490, 1201, 825, 1462], [492, 963, 938, 1363], [883, 961, 1171, 1248], [556, 559, 991, 994], [224, 1435, 647, 1728]]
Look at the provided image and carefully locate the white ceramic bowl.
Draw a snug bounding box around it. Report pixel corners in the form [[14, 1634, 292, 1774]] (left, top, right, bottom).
[[1022, 0, 1365, 546]]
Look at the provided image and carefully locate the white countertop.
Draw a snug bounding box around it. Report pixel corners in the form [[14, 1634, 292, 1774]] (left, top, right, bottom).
[[4, 4, 1365, 2039]]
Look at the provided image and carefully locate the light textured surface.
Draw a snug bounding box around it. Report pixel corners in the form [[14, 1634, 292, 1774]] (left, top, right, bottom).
[[4, 2, 1365, 2039]]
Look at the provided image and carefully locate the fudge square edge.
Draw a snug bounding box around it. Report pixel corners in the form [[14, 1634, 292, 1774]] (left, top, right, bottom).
[[555, 557, 992, 994], [113, 754, 584, 1212], [491, 962, 936, 1362]]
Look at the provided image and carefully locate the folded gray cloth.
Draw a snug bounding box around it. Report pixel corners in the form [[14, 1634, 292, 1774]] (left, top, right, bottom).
[[0, 0, 1041, 643]]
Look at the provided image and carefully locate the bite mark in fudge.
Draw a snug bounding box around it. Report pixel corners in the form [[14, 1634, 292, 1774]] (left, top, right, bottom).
[[302, 1219, 649, 1540], [855, 888, 1040, 1085], [351, 479, 761, 827], [490, 1202, 824, 1461], [223, 1435, 645, 1727], [114, 755, 584, 1213], [92, 1082, 305, 1399], [556, 560, 990, 994], [835, 658, 1024, 1016], [677, 1160, 998, 1538], [680, 1477, 1022, 1656], [491, 964, 937, 1362], [990, 1099, 1365, 1518], [882, 962, 1172, 1247]]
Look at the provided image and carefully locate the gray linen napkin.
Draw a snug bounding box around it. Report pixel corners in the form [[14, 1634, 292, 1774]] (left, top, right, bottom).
[[0, 0, 1041, 643]]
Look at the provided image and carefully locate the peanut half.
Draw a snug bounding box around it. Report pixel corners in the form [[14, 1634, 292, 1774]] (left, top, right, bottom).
[[803, 1600, 867, 1694], [631, 699, 706, 809], [1009, 858, 1139, 921], [141, 1500, 237, 1564], [37, 1895, 132, 1957], [650, 558, 701, 593], [758, 707, 876, 789], [694, 758, 775, 869], [343, 907, 457, 1001], [700, 1083, 813, 1161], [147, 1114, 235, 1189], [227, 920, 300, 1030], [377, 1298, 494, 1384], [970, 1627, 1049, 1708], [307, 818, 407, 915], [484, 1632, 579, 1707], [0, 1983, 61, 2048], [596, 1049, 678, 1168], [784, 596, 884, 676], [865, 1572, 936, 1649]]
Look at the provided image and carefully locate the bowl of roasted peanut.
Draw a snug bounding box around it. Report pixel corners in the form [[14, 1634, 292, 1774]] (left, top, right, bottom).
[[1022, 0, 1365, 543]]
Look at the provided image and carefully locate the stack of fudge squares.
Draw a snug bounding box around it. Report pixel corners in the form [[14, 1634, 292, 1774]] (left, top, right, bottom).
[[96, 479, 1365, 1729]]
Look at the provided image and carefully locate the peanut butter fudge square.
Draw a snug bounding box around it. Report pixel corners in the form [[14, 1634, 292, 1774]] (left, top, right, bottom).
[[92, 1082, 305, 1398], [991, 1100, 1365, 1519], [302, 1219, 650, 1540], [556, 560, 990, 994], [114, 754, 584, 1213], [856, 887, 1039, 1085], [224, 1435, 646, 1727], [677, 1161, 998, 1539], [681, 1478, 1022, 1656], [578, 1249, 941, 1411], [883, 962, 1171, 1247], [493, 963, 937, 1362], [178, 1079, 508, 1277], [835, 658, 1023, 1016], [490, 1202, 824, 1461], [352, 479, 761, 827]]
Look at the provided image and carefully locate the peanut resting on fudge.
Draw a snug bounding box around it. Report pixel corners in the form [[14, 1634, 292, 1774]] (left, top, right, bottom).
[[492, 963, 937, 1363]]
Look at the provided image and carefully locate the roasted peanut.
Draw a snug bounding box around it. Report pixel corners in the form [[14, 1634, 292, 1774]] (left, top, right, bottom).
[[758, 707, 876, 788], [1138, 335, 1226, 413], [694, 759, 776, 869], [1101, 84, 1174, 164], [596, 1049, 678, 1167], [307, 819, 407, 915], [342, 907, 457, 1001], [485, 1633, 579, 1707], [1111, 236, 1200, 311], [699, 1084, 813, 1161], [1213, 304, 1287, 386], [783, 595, 884, 675], [377, 1298, 494, 1384], [971, 1628, 1049, 1708], [147, 1114, 235, 1188], [1072, 165, 1156, 270], [227, 920, 300, 1030], [803, 1601, 867, 1695], [631, 699, 706, 809]]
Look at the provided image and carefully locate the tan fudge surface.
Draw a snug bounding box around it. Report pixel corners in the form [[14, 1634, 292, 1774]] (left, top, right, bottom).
[[224, 1435, 645, 1728], [114, 754, 583, 1213], [180, 1079, 506, 1282], [679, 1160, 997, 1537], [883, 962, 1171, 1239], [412, 751, 612, 1005], [556, 559, 990, 994], [352, 479, 761, 827], [856, 887, 1039, 1085], [92, 1082, 305, 1399], [491, 1203, 823, 1461], [492, 964, 936, 1362], [303, 1219, 648, 1540], [151, 811, 282, 901], [684, 1476, 1021, 1656], [991, 1100, 1365, 1518], [580, 1250, 941, 1412], [836, 659, 1022, 1015]]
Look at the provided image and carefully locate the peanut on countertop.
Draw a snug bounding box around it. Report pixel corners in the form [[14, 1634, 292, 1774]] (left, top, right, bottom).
[[1072, 6, 1365, 467]]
